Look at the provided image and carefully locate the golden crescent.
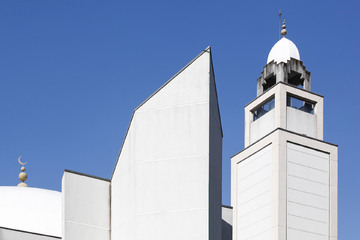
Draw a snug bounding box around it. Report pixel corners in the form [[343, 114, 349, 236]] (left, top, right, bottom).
[[18, 156, 27, 165]]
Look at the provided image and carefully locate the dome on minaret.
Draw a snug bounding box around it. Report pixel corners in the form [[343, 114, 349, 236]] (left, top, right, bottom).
[[267, 37, 300, 64]]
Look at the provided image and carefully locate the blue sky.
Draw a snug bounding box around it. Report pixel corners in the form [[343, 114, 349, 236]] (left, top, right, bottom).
[[0, 0, 358, 238]]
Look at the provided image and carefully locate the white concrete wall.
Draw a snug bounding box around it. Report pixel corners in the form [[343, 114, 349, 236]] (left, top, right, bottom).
[[232, 129, 337, 240], [287, 142, 330, 240], [287, 107, 316, 138], [111, 47, 222, 240], [250, 109, 275, 144], [62, 171, 110, 240], [236, 145, 273, 240], [244, 83, 324, 147]]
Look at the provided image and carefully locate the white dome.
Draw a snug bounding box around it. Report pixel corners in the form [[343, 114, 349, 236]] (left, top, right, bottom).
[[0, 186, 61, 237], [267, 37, 300, 64]]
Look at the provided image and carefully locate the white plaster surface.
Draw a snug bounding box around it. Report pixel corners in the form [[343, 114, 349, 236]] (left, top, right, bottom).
[[111, 47, 222, 240], [250, 109, 275, 144], [287, 142, 330, 240], [287, 107, 316, 138], [62, 172, 110, 240], [0, 186, 61, 237], [267, 37, 300, 64], [236, 145, 273, 240]]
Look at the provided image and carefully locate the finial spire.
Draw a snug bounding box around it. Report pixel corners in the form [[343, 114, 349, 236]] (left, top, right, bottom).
[[281, 19, 287, 37], [279, 10, 282, 39], [17, 156, 28, 187]]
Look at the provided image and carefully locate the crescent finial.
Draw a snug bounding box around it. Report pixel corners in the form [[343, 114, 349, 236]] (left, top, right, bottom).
[[18, 156, 27, 166], [17, 156, 28, 187]]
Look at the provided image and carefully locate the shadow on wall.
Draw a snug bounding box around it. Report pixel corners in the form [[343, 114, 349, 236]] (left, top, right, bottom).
[[222, 219, 232, 240]]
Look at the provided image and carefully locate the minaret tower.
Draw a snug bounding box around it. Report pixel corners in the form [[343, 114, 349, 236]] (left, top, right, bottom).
[[231, 22, 338, 240]]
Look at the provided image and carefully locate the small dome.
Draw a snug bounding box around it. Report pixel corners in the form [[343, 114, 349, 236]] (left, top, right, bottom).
[[267, 37, 300, 64], [0, 186, 61, 237]]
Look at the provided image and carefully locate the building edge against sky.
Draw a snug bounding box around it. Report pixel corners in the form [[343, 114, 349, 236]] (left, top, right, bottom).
[[109, 46, 222, 240], [0, 47, 226, 240], [64, 46, 224, 239], [0, 24, 338, 240], [231, 25, 337, 240]]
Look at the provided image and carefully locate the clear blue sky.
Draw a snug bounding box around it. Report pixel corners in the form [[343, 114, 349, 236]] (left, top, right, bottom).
[[0, 1, 358, 238]]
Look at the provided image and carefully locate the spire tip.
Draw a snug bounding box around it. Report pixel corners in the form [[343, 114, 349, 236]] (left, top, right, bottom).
[[281, 19, 287, 37], [17, 156, 28, 187]]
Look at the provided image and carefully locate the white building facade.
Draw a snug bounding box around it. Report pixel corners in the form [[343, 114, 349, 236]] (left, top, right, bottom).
[[231, 33, 338, 240], [0, 29, 337, 240], [0, 47, 225, 240]]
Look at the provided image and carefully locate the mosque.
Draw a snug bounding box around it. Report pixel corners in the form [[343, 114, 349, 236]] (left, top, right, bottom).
[[0, 22, 337, 240]]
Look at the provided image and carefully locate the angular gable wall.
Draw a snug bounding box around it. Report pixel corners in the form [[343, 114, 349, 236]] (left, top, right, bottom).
[[111, 47, 222, 240]]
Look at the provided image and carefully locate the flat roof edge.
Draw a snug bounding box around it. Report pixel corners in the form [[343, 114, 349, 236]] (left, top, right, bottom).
[[222, 205, 233, 209], [0, 226, 61, 239], [245, 82, 324, 108], [64, 169, 110, 182], [231, 128, 338, 158]]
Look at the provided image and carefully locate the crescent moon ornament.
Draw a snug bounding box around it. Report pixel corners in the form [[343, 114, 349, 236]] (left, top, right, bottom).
[[18, 156, 27, 166], [17, 155, 28, 187]]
